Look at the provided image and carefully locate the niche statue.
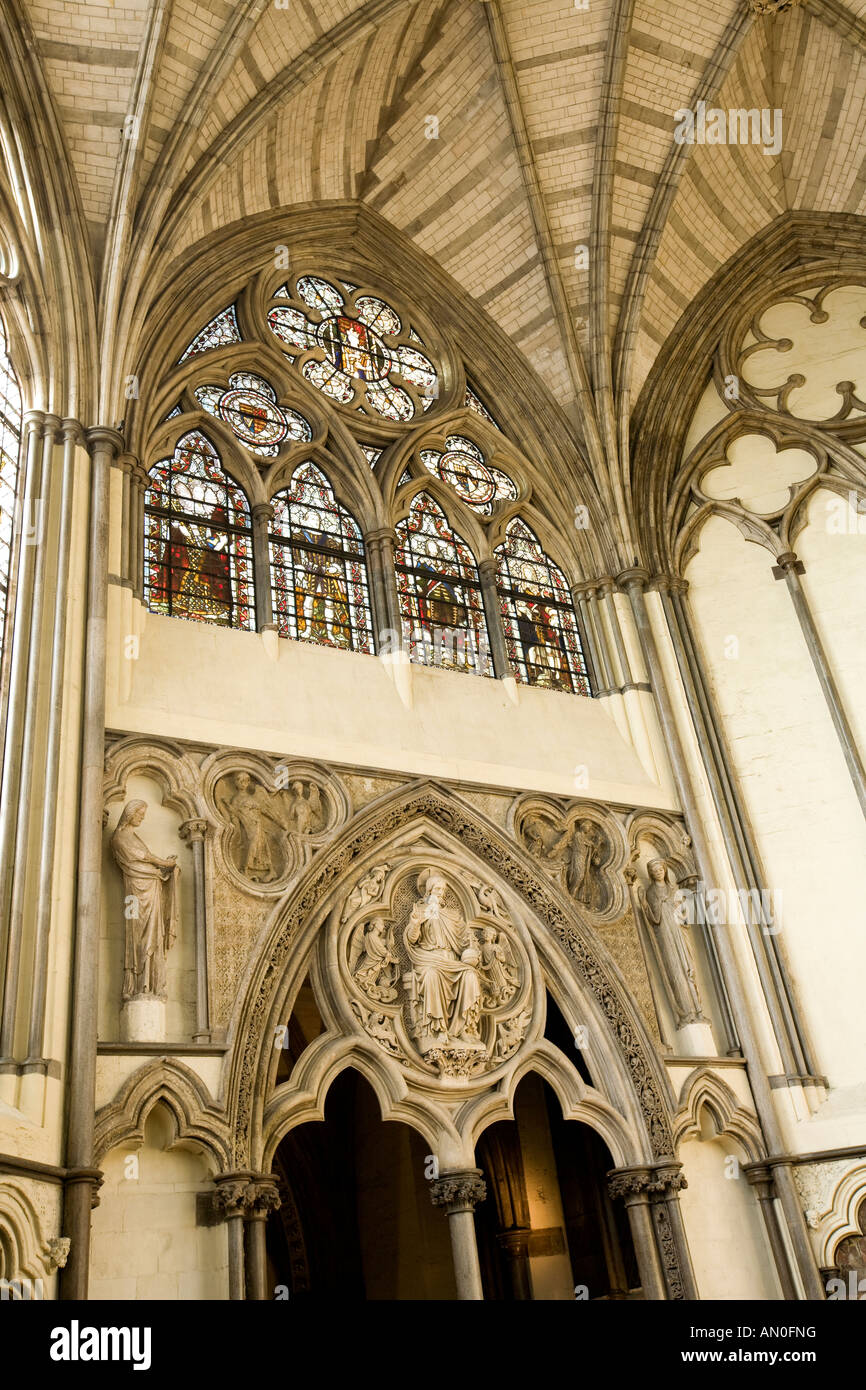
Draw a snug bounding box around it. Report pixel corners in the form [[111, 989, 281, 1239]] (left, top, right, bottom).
[[110, 800, 180, 1001], [641, 858, 704, 1028]]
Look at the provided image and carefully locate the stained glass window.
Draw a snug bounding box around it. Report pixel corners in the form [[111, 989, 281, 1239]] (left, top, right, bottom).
[[465, 383, 500, 429], [144, 430, 255, 629], [395, 492, 492, 676], [194, 371, 312, 458], [0, 314, 22, 667], [267, 276, 438, 422], [420, 434, 517, 515], [362, 446, 383, 468], [495, 519, 590, 694], [269, 461, 373, 653], [179, 304, 241, 363]]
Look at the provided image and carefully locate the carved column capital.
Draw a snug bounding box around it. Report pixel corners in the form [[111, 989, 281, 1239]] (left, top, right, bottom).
[[246, 1176, 282, 1218], [212, 1172, 256, 1217], [615, 566, 650, 594], [646, 1162, 688, 1197], [179, 817, 211, 844], [429, 1168, 487, 1214], [607, 1166, 654, 1203], [772, 550, 805, 579], [251, 502, 275, 525]]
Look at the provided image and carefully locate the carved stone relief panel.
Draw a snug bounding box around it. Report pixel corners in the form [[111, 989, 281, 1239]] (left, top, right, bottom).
[[510, 795, 628, 922], [334, 855, 538, 1082], [202, 752, 349, 893]]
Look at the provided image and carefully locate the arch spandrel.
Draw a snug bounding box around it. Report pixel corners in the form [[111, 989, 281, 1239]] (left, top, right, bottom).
[[226, 780, 675, 1170]]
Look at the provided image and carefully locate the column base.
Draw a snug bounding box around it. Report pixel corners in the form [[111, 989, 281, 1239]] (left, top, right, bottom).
[[120, 996, 165, 1042]]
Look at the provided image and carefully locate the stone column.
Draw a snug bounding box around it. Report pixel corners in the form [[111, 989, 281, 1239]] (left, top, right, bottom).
[[24, 419, 84, 1071], [365, 525, 401, 648], [618, 566, 825, 1301], [647, 1162, 698, 1300], [477, 557, 512, 679], [608, 1168, 667, 1300], [179, 818, 211, 1042], [430, 1169, 487, 1301], [496, 1228, 532, 1300], [61, 426, 124, 1300], [250, 503, 274, 631], [744, 1162, 800, 1301], [130, 461, 148, 600], [773, 550, 866, 820], [0, 412, 51, 1079], [244, 1177, 282, 1301], [213, 1173, 255, 1301], [571, 582, 603, 694]]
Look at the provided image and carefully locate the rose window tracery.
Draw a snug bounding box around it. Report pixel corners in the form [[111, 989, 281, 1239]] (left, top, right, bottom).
[[267, 275, 438, 422]]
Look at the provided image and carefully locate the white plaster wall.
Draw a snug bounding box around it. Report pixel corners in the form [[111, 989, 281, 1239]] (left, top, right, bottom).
[[686, 510, 866, 1100], [678, 1133, 781, 1300], [105, 587, 675, 811]]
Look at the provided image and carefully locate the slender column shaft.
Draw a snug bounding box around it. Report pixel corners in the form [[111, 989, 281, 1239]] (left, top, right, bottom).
[[651, 1166, 699, 1301], [666, 583, 807, 1070], [776, 552, 866, 819], [619, 568, 824, 1301], [478, 558, 511, 680], [363, 531, 390, 650], [745, 1164, 799, 1301], [572, 587, 603, 694], [587, 587, 615, 692], [226, 1214, 246, 1300], [622, 1193, 667, 1300], [603, 583, 633, 686], [119, 460, 131, 582], [251, 504, 274, 631], [180, 819, 210, 1042], [0, 415, 45, 936], [244, 1177, 281, 1301], [430, 1169, 486, 1301], [25, 421, 82, 1066], [0, 416, 60, 1065], [131, 465, 146, 600], [61, 427, 123, 1300]]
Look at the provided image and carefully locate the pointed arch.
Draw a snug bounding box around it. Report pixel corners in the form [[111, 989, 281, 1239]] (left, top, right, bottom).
[[269, 459, 374, 652], [143, 427, 255, 630], [673, 1065, 765, 1163], [92, 1058, 232, 1169], [395, 491, 492, 675], [227, 780, 675, 1170], [495, 517, 591, 694]]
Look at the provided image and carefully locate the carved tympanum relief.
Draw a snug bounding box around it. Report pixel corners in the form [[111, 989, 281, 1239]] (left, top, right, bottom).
[[339, 861, 534, 1079], [204, 754, 349, 891], [512, 797, 626, 921]]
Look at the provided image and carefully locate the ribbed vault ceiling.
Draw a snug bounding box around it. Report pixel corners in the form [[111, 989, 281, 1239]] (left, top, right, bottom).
[[15, 0, 866, 420]]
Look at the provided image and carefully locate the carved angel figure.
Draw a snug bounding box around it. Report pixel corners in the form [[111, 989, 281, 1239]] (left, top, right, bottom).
[[110, 800, 180, 1001], [341, 862, 390, 922], [225, 771, 285, 882], [641, 858, 704, 1028], [479, 926, 519, 1006], [351, 916, 399, 1002], [283, 780, 324, 836], [564, 819, 607, 912]]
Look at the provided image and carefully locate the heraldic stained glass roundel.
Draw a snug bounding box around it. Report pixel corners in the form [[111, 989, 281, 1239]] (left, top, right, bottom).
[[219, 384, 289, 447], [316, 316, 392, 383], [438, 440, 496, 505]]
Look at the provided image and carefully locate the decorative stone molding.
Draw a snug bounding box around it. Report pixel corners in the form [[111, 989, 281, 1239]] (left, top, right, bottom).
[[509, 793, 629, 922], [429, 1170, 487, 1213], [93, 1058, 231, 1168], [201, 750, 349, 893], [673, 1066, 766, 1161]]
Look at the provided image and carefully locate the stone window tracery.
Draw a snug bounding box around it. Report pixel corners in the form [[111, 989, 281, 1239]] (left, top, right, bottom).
[[144, 429, 255, 629], [269, 461, 374, 653], [395, 491, 492, 676], [419, 434, 517, 514], [194, 371, 312, 458], [267, 275, 438, 422], [496, 519, 590, 694]]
